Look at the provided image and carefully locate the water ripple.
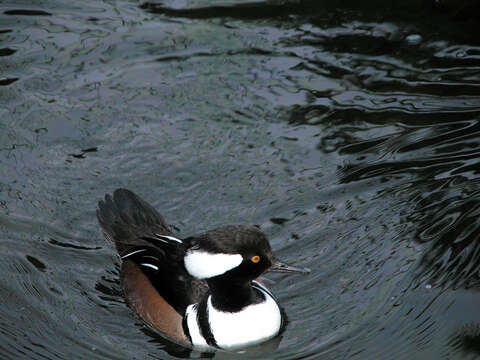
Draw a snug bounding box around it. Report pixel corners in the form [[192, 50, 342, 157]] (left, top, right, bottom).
[[2, 0, 480, 359]]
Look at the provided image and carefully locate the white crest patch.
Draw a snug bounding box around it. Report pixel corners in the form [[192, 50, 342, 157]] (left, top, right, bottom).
[[207, 287, 281, 349], [184, 250, 243, 279]]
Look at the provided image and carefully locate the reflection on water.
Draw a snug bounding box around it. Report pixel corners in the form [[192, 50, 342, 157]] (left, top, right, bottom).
[[449, 323, 480, 357], [339, 117, 480, 291], [1, 0, 480, 359]]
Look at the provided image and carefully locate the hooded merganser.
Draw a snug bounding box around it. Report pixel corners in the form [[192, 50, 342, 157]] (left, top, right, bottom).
[[96, 189, 309, 350]]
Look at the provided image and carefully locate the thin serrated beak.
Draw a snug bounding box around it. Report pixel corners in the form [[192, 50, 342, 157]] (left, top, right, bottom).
[[269, 259, 310, 274]]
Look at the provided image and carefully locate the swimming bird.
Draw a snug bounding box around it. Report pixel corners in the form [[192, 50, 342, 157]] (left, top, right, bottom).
[[97, 188, 308, 350]]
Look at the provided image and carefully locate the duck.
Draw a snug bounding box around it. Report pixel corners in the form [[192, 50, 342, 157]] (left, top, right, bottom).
[[96, 188, 309, 350]]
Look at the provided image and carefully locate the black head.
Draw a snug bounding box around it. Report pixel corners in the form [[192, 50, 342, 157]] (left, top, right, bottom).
[[184, 225, 308, 281]]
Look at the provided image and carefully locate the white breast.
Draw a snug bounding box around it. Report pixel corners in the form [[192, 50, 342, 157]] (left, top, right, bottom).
[[207, 288, 282, 349]]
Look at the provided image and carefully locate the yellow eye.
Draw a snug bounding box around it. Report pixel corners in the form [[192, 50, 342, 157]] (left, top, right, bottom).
[[251, 255, 260, 263]]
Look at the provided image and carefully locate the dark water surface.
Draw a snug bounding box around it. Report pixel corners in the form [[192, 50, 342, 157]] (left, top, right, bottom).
[[2, 0, 480, 359]]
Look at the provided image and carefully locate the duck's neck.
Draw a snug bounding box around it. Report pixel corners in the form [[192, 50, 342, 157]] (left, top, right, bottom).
[[207, 277, 262, 312]]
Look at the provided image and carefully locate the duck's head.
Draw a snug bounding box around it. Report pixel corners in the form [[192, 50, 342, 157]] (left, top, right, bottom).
[[183, 225, 309, 281]]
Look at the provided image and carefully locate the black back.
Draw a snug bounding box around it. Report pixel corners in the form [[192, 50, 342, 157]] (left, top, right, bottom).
[[97, 189, 207, 315], [97, 188, 172, 254]]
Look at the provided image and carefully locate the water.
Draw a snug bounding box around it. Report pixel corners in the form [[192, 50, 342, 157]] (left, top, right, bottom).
[[1, 0, 480, 359]]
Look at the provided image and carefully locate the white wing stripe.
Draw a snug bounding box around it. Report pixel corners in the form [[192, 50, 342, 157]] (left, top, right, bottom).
[[154, 234, 183, 243], [121, 249, 146, 259], [140, 263, 159, 270]]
